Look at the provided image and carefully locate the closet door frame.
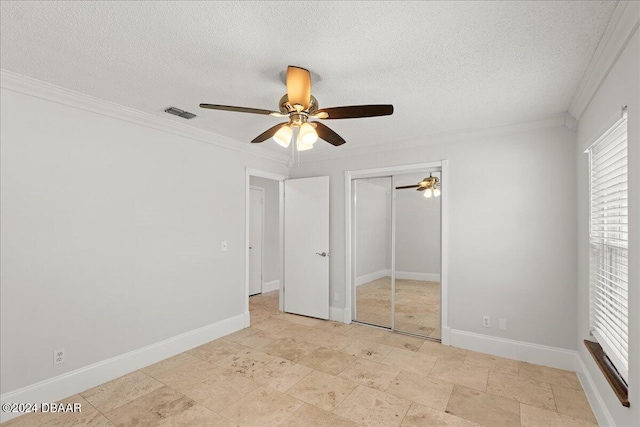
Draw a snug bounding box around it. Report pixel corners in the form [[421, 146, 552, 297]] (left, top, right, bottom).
[[345, 160, 450, 345], [390, 175, 396, 331]]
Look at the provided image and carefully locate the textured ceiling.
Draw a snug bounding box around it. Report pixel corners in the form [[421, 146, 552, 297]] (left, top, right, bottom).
[[0, 1, 616, 154]]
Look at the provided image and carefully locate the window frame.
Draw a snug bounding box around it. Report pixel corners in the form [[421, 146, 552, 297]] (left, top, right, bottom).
[[586, 110, 629, 384]]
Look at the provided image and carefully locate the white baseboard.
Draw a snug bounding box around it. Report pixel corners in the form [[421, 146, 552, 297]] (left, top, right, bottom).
[[0, 314, 245, 423], [328, 307, 352, 324], [262, 280, 280, 293], [450, 329, 578, 372], [329, 306, 344, 322], [395, 271, 440, 282], [576, 352, 615, 427], [343, 308, 352, 324], [440, 326, 451, 346], [355, 269, 389, 286]]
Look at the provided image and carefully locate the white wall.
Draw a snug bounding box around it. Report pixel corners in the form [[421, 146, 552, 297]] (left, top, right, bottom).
[[292, 124, 577, 349], [575, 26, 639, 427], [249, 176, 280, 285], [395, 172, 441, 277], [354, 179, 390, 281], [0, 87, 288, 395]]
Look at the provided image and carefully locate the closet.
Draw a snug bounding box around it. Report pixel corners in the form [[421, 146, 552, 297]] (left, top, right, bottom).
[[352, 170, 442, 340]]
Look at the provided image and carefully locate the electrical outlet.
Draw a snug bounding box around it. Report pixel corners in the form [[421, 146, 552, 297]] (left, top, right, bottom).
[[482, 315, 491, 328], [221, 241, 227, 251], [499, 318, 507, 330], [53, 349, 65, 365]]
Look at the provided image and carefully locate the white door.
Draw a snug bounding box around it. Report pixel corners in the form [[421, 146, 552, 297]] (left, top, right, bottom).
[[249, 188, 263, 296], [284, 176, 330, 319]]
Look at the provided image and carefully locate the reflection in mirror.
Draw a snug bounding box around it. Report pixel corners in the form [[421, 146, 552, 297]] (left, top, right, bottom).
[[353, 177, 392, 328], [394, 172, 441, 339]]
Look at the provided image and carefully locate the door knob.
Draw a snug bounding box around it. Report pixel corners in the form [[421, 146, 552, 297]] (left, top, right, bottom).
[[316, 252, 328, 257]]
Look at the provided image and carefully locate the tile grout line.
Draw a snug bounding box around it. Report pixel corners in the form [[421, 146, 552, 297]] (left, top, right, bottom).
[[81, 370, 165, 416], [330, 380, 360, 417], [518, 401, 523, 427], [100, 384, 191, 426], [282, 367, 317, 395], [397, 400, 412, 427]]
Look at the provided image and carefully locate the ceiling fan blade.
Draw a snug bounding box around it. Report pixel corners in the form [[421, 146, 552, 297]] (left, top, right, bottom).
[[251, 122, 289, 143], [314, 122, 346, 146], [286, 66, 311, 109], [200, 103, 280, 116], [314, 104, 394, 120], [395, 185, 420, 189]]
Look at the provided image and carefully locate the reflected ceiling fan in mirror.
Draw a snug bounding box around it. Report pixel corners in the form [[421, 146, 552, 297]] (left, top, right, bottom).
[[200, 66, 394, 152], [396, 173, 441, 198]]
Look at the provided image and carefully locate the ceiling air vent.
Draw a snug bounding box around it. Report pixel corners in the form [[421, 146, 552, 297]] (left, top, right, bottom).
[[165, 106, 197, 119]]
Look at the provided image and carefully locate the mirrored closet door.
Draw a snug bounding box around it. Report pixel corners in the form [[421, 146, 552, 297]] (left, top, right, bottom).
[[352, 170, 442, 340], [352, 177, 392, 328], [394, 172, 441, 339]]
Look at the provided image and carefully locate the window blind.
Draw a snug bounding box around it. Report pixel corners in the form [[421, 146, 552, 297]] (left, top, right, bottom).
[[587, 113, 629, 382]]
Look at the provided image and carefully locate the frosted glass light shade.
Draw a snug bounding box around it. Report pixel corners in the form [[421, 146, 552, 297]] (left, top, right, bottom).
[[296, 137, 313, 151], [273, 125, 292, 147], [299, 122, 318, 145], [433, 188, 441, 197], [423, 188, 433, 198]]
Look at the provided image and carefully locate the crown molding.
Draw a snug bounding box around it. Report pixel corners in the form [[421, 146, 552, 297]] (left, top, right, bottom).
[[299, 112, 569, 164], [568, 1, 640, 121], [0, 69, 290, 165], [0, 68, 579, 167], [564, 112, 578, 131]]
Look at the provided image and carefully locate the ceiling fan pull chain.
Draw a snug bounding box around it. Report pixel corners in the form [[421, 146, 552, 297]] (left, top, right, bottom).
[[290, 136, 295, 167], [294, 127, 301, 166]]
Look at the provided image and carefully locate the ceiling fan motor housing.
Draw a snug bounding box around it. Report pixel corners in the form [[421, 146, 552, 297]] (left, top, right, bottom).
[[417, 176, 439, 191], [279, 94, 318, 116]]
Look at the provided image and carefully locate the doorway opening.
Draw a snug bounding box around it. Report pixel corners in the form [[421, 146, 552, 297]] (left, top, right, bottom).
[[345, 161, 449, 343], [245, 168, 287, 327], [249, 185, 265, 297], [245, 169, 331, 327]]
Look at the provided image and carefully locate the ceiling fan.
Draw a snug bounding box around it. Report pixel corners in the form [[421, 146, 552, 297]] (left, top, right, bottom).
[[396, 173, 441, 198], [200, 66, 394, 151]]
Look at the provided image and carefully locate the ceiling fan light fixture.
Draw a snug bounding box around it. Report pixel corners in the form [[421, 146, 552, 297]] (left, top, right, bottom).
[[200, 66, 393, 150], [273, 125, 293, 148], [299, 122, 318, 146]]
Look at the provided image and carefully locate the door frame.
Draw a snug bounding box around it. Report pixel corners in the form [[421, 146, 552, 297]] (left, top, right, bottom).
[[245, 168, 288, 327], [249, 185, 265, 296], [344, 160, 450, 345]]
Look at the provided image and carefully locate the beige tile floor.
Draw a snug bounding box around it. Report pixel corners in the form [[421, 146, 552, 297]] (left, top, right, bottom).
[[3, 291, 598, 427], [356, 277, 440, 339]]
